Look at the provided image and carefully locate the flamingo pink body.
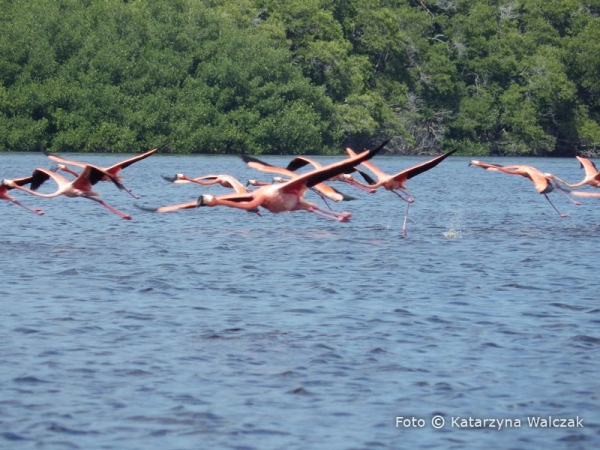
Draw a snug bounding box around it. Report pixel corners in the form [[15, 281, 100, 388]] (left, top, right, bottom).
[[46, 148, 157, 199], [160, 173, 262, 215], [345, 148, 457, 235], [469, 160, 579, 218], [552, 156, 600, 189], [282, 155, 377, 194], [241, 155, 353, 203], [1, 175, 45, 215], [6, 166, 132, 220], [149, 141, 389, 221], [164, 174, 249, 194]]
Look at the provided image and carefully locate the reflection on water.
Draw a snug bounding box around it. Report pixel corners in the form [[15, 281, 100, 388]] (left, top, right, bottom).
[[1, 153, 599, 449]]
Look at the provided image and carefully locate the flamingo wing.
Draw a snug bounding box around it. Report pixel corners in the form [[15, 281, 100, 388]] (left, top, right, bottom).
[[345, 147, 389, 181], [216, 175, 249, 194], [211, 192, 256, 203], [241, 154, 277, 169], [353, 168, 377, 185], [77, 166, 125, 191], [30, 168, 59, 191], [43, 150, 88, 169], [107, 148, 158, 173], [285, 156, 321, 172], [576, 156, 599, 178], [279, 140, 389, 193], [11, 175, 37, 188], [397, 149, 457, 182], [242, 155, 298, 179], [525, 169, 553, 194]]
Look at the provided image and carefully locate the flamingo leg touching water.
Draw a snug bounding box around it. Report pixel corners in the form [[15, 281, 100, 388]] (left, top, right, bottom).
[[346, 147, 456, 236], [470, 160, 574, 218]]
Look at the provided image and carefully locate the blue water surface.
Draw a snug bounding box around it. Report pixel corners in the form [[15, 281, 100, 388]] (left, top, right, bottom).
[[1, 152, 599, 449]]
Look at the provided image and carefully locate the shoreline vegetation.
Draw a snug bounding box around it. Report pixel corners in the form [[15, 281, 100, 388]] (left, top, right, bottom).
[[0, 0, 598, 157]]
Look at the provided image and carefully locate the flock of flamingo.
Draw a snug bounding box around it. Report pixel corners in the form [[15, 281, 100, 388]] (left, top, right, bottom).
[[2, 140, 600, 235]]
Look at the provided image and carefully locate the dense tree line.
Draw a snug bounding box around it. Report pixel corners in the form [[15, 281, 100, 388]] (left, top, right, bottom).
[[0, 0, 598, 155]]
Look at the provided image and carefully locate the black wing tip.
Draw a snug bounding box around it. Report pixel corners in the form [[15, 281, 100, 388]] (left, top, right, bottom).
[[369, 139, 390, 155], [356, 168, 376, 185], [285, 158, 311, 172], [241, 154, 272, 166], [30, 170, 51, 191], [155, 140, 172, 153], [329, 186, 356, 201], [90, 166, 124, 190], [134, 203, 159, 212]]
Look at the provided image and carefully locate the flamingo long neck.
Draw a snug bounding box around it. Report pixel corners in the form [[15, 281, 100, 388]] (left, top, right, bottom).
[[210, 195, 264, 211], [11, 185, 62, 198], [550, 175, 583, 189]]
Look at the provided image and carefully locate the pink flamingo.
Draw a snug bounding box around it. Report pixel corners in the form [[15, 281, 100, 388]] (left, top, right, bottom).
[[162, 173, 249, 194], [469, 160, 580, 218], [551, 156, 600, 188], [280, 155, 377, 194], [345, 148, 457, 235], [1, 175, 45, 215], [5, 165, 132, 220], [160, 173, 261, 215], [241, 154, 356, 204], [145, 141, 389, 220], [45, 148, 157, 199]]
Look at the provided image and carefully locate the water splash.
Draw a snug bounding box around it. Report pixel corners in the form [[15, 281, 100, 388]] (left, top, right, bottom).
[[443, 211, 463, 239]]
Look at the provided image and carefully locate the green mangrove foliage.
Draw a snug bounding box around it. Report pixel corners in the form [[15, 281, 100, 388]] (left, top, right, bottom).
[[0, 0, 598, 155]]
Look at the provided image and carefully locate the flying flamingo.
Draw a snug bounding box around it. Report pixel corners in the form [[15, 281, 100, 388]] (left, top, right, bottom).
[[345, 148, 457, 235], [469, 160, 580, 218], [241, 154, 356, 204], [44, 148, 158, 199], [551, 156, 600, 189], [160, 173, 262, 215], [5, 165, 132, 220], [1, 175, 45, 215], [162, 173, 249, 194], [144, 141, 389, 220], [281, 155, 378, 194]]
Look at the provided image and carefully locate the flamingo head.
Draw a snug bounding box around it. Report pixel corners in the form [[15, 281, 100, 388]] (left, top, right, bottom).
[[468, 160, 480, 166], [272, 176, 286, 183], [197, 194, 214, 207], [1, 179, 15, 188], [162, 173, 187, 183]]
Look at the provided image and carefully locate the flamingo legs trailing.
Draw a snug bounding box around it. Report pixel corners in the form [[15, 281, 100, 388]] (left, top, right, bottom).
[[1, 176, 45, 215], [146, 141, 389, 222], [469, 160, 579, 218], [45, 148, 158, 199], [5, 165, 132, 220]]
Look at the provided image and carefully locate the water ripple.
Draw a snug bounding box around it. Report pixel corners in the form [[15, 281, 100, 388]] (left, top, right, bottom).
[[2, 154, 598, 449]]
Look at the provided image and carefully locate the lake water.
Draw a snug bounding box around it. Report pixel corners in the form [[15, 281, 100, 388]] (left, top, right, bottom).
[[1, 152, 599, 449]]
